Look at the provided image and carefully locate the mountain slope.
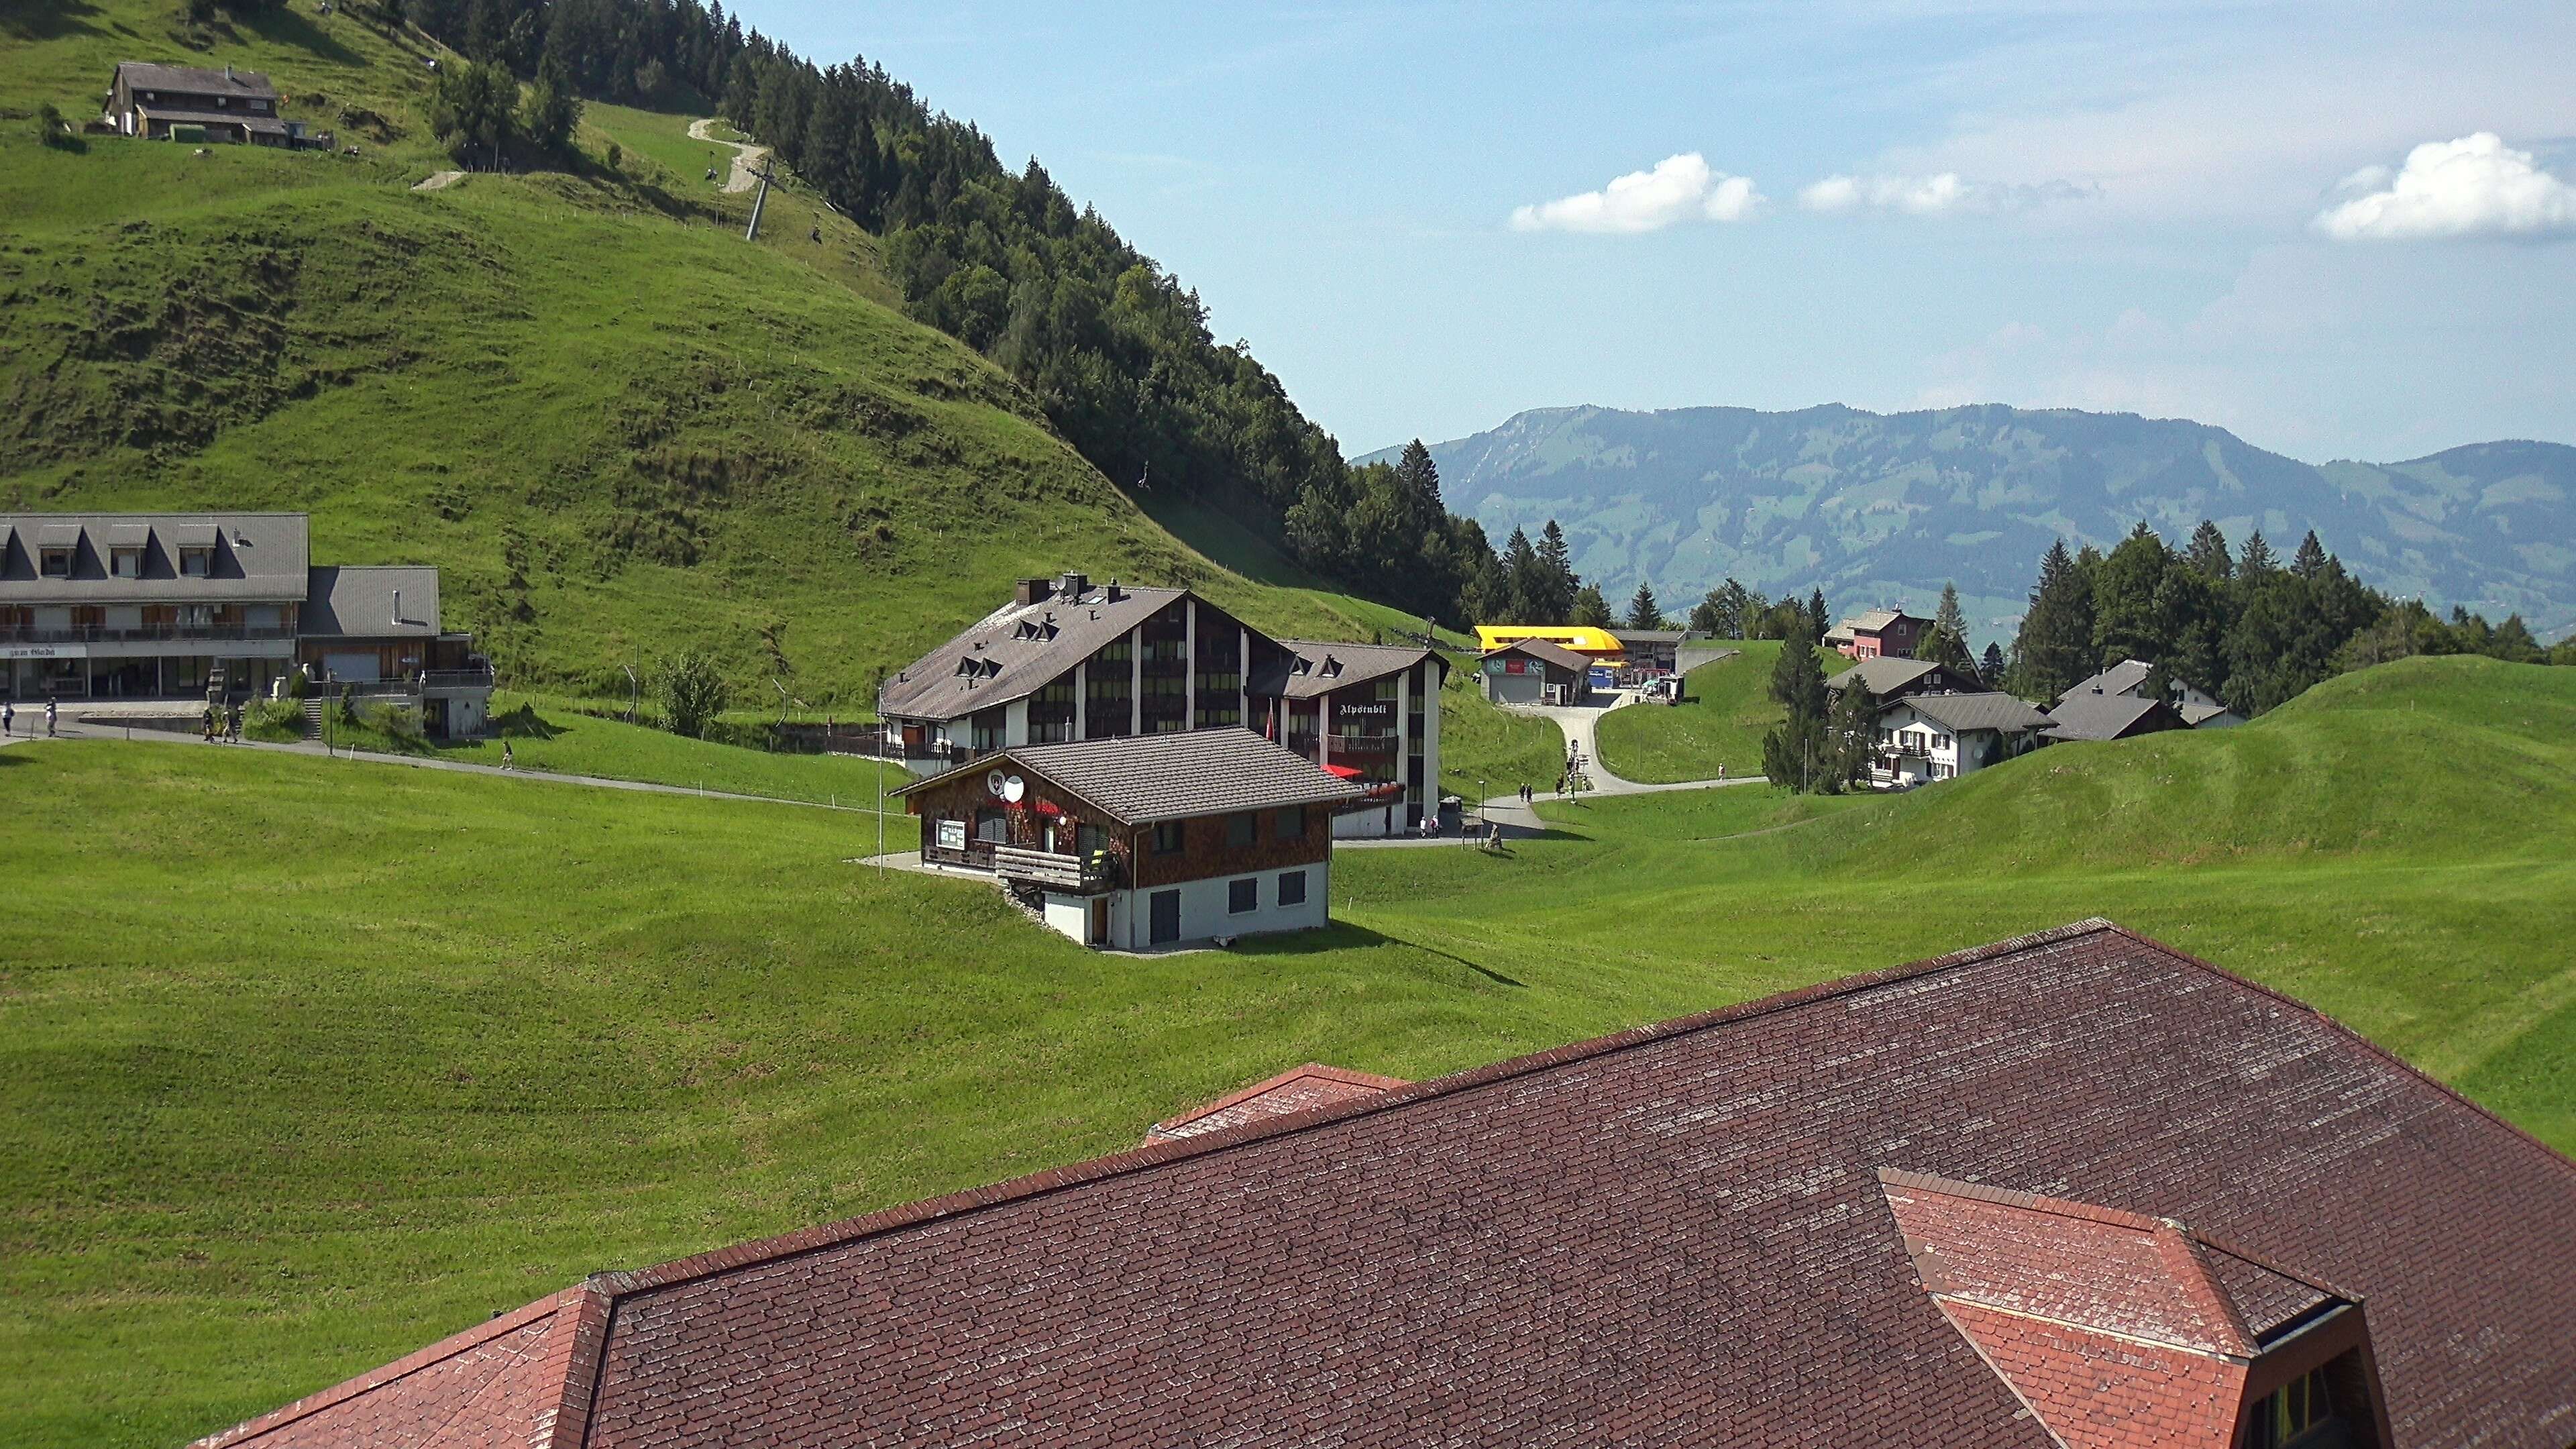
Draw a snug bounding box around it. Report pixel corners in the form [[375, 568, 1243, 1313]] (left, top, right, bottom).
[[1383, 404, 2576, 640], [0, 3, 1421, 701]]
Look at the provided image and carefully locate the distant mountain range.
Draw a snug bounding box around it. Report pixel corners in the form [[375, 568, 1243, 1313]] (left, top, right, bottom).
[[1366, 405, 2576, 643]]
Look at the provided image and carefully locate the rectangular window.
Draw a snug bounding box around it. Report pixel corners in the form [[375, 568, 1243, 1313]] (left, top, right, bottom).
[[178, 547, 211, 578], [70, 606, 104, 629], [1277, 869, 1307, 906], [1153, 820, 1184, 855], [40, 547, 72, 578], [1226, 812, 1257, 848], [1273, 806, 1304, 841], [111, 547, 143, 578], [1228, 877, 1258, 914], [974, 807, 1008, 843]]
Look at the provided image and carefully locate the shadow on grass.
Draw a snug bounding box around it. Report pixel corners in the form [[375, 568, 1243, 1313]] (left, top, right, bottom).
[[1230, 920, 1527, 989], [1, 0, 110, 41], [494, 703, 564, 741], [237, 5, 367, 66]]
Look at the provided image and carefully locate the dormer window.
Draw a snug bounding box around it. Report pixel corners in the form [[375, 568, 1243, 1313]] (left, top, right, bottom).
[[111, 547, 143, 578], [178, 546, 211, 578], [2241, 1367, 2332, 1449], [40, 547, 72, 578]]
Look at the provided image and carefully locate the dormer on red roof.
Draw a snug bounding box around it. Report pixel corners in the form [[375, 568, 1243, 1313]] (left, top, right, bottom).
[[1146, 1062, 1410, 1142], [1880, 1169, 2394, 1449]]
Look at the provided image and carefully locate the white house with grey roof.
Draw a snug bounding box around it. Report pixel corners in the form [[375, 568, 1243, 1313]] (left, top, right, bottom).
[[880, 572, 1447, 837], [1870, 691, 2054, 788]]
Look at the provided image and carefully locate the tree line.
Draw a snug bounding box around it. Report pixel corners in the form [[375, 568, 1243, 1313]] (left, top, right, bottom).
[[390, 0, 1517, 627]]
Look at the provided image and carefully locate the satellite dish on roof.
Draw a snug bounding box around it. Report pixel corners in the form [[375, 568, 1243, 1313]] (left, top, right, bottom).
[[1003, 775, 1026, 803], [985, 769, 1008, 798]]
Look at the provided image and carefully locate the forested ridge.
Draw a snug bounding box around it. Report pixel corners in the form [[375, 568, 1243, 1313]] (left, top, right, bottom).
[[392, 0, 1503, 627]]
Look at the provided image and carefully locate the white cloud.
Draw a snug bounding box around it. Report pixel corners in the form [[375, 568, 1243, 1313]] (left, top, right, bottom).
[[2312, 133, 2576, 241], [1510, 153, 1762, 233], [1799, 172, 2090, 215]]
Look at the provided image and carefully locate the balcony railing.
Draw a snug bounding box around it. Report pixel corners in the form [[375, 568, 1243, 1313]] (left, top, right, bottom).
[[0, 625, 297, 645], [419, 667, 496, 691], [991, 844, 1118, 893]]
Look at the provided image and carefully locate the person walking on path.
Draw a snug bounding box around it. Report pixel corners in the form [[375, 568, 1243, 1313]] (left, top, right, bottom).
[[201, 704, 215, 742], [2, 700, 13, 737], [45, 698, 58, 737], [501, 740, 515, 769], [227, 702, 243, 743]]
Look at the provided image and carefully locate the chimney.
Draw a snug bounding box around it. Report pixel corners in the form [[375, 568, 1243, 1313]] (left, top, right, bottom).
[[391, 588, 401, 625], [225, 64, 235, 83], [1014, 577, 1054, 608], [1105, 578, 1124, 603], [1058, 571, 1089, 601]]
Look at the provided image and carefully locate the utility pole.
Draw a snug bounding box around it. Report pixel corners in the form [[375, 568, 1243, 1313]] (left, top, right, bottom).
[[875, 674, 886, 875], [743, 159, 775, 241]]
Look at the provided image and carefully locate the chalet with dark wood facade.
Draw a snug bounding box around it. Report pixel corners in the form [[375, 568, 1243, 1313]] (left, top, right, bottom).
[[894, 729, 1363, 950], [880, 572, 1446, 836], [105, 62, 292, 145]]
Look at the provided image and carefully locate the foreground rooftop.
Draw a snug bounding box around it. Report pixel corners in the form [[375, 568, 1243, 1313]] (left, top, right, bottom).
[[197, 920, 2576, 1449]]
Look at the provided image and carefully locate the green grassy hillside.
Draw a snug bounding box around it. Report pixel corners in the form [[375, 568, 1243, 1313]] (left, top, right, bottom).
[[5, 655, 2569, 1448], [0, 0, 1477, 711], [1594, 641, 1857, 782]]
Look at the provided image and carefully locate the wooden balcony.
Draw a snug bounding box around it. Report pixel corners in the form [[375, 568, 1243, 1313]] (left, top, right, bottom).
[[991, 844, 1116, 893]]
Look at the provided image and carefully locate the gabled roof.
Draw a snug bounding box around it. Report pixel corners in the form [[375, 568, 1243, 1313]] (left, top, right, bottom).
[[303, 566, 441, 639], [1838, 606, 1923, 634], [0, 512, 309, 602], [1271, 639, 1444, 700], [1824, 655, 1980, 696], [1483, 637, 1590, 673], [2045, 691, 2186, 741], [892, 727, 1364, 825], [1885, 690, 2054, 733], [114, 60, 280, 99], [2061, 659, 2158, 704], [192, 922, 2576, 1449], [1147, 1063, 1411, 1142], [879, 583, 1191, 722], [2179, 700, 2237, 727]]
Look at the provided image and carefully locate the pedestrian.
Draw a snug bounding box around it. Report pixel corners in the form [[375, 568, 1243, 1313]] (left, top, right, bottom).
[[228, 702, 242, 741], [46, 697, 58, 737], [502, 739, 514, 769], [1487, 822, 1503, 852], [2, 700, 12, 737], [202, 704, 215, 741]]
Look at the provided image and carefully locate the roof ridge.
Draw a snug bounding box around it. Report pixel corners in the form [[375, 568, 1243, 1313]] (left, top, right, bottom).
[[191, 1289, 582, 1449], [1149, 1062, 1411, 1135], [586, 918, 2129, 1303]]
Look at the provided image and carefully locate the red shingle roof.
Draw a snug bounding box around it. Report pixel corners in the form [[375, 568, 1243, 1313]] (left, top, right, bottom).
[[193, 920, 2576, 1449], [1146, 1062, 1411, 1141]]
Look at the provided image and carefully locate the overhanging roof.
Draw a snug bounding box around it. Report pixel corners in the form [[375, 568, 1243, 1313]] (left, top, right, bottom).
[[191, 920, 2576, 1449], [1886, 690, 2054, 733], [0, 512, 309, 603], [891, 727, 1364, 825]]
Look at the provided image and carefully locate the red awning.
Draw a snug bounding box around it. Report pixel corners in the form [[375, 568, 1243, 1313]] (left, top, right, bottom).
[[1032, 798, 1065, 816], [1322, 763, 1365, 780]]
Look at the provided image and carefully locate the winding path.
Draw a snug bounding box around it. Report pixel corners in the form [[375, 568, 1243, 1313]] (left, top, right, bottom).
[[688, 117, 769, 193]]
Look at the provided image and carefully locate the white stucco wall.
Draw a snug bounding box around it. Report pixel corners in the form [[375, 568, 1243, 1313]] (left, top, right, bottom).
[[1121, 862, 1330, 947]]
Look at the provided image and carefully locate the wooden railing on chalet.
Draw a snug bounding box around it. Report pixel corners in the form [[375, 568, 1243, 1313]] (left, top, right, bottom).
[[991, 844, 1116, 893]]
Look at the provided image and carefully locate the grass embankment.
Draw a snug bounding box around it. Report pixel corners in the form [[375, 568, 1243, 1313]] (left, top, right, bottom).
[[1595, 641, 1858, 782], [6, 656, 2573, 1448]]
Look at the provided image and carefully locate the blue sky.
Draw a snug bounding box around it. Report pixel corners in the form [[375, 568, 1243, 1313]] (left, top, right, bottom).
[[744, 1, 2576, 465]]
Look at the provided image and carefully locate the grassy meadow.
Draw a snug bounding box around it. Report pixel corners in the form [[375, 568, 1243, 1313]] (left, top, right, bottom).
[[1595, 641, 1858, 782], [5, 655, 2573, 1448]]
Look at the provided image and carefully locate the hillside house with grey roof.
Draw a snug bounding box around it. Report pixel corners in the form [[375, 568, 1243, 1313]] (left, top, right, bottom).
[[2060, 657, 2245, 729], [1870, 689, 2054, 786], [880, 572, 1446, 837], [104, 62, 297, 145]]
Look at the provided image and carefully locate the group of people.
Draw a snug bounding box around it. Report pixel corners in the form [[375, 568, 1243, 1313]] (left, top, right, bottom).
[[0, 698, 58, 738], [202, 702, 244, 743]]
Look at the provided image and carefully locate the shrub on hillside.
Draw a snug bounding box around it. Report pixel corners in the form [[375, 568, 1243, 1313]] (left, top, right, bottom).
[[360, 702, 424, 742], [244, 700, 305, 743], [33, 103, 68, 147], [658, 651, 728, 739]]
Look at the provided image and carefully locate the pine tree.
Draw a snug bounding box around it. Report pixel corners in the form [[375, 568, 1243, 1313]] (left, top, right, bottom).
[[2008, 539, 2096, 702], [1980, 641, 2008, 687], [1763, 614, 1830, 792], [1808, 588, 1829, 639], [2238, 530, 2279, 580], [2291, 530, 2329, 579], [2183, 519, 2233, 580], [1820, 670, 1878, 794], [1497, 527, 1543, 622], [2091, 523, 2172, 669], [1923, 581, 1974, 673], [1571, 583, 1614, 629], [1535, 521, 1577, 624], [1625, 582, 1664, 631]]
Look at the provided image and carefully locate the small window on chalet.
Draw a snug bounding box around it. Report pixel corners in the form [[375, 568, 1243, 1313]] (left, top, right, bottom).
[[1375, 677, 1400, 701], [1274, 806, 1304, 840], [178, 547, 211, 578], [1076, 822, 1108, 858], [974, 807, 1008, 843], [1227, 877, 1257, 914], [40, 547, 72, 578], [1277, 869, 1307, 906], [1152, 820, 1184, 855], [111, 547, 143, 579], [2241, 1366, 2332, 1449], [1226, 812, 1257, 848]]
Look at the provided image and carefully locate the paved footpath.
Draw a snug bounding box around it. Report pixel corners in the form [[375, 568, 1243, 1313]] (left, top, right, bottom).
[[19, 716, 882, 813]]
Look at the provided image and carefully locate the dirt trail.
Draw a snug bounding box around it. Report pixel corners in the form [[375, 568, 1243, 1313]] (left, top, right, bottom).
[[687, 117, 770, 194], [412, 170, 465, 191]]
